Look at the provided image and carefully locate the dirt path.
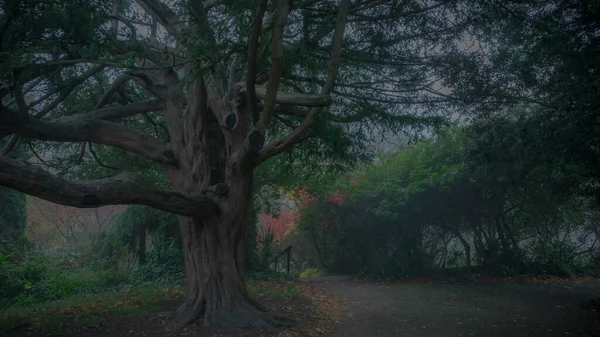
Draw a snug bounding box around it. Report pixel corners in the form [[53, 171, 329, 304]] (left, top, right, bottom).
[[302, 276, 600, 337]]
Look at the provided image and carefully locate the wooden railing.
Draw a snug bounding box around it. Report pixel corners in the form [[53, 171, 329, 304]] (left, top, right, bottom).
[[273, 245, 292, 274]]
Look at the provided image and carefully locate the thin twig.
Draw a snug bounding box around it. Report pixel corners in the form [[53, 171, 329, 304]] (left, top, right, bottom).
[[77, 142, 86, 164], [88, 142, 120, 170], [28, 141, 48, 166], [0, 135, 19, 156]]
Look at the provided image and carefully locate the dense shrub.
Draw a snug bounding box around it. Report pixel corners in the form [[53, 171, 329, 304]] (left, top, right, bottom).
[[132, 235, 184, 285], [0, 251, 46, 306]]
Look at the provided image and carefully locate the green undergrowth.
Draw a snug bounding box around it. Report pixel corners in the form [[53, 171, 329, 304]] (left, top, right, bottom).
[[246, 269, 298, 282], [247, 280, 301, 300], [299, 267, 323, 278], [0, 284, 185, 329], [0, 276, 302, 333]]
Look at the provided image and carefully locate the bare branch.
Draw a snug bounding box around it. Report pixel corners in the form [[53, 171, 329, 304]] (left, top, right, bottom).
[[269, 103, 387, 124], [0, 135, 19, 156], [255, 0, 350, 165], [135, 0, 182, 36], [258, 0, 291, 132], [76, 141, 86, 164], [14, 59, 98, 74], [28, 141, 48, 166], [0, 156, 217, 216], [227, 55, 242, 101], [4, 77, 45, 107], [247, 0, 268, 125], [12, 83, 28, 115], [58, 100, 163, 123], [0, 104, 173, 164], [203, 0, 224, 10], [125, 71, 167, 98], [107, 15, 137, 41], [188, 0, 208, 25], [243, 85, 331, 107], [88, 142, 119, 170], [94, 74, 134, 110], [34, 65, 106, 119]]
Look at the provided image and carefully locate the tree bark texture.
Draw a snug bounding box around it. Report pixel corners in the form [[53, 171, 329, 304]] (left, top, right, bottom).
[[0, 0, 351, 331], [158, 78, 294, 331]]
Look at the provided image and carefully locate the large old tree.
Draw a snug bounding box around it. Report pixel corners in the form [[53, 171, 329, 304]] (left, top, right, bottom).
[[0, 0, 468, 331]]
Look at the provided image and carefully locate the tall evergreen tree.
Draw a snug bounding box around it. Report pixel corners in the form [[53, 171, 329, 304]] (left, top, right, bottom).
[[0, 0, 470, 331]]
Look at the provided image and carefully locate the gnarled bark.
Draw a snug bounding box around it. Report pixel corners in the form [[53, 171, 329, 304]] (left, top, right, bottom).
[[168, 174, 294, 332], [152, 56, 298, 330], [0, 0, 351, 333]]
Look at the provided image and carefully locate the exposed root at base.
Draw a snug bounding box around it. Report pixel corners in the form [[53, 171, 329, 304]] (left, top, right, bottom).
[[166, 300, 296, 335], [210, 308, 297, 332], [249, 296, 271, 312], [166, 300, 203, 335]]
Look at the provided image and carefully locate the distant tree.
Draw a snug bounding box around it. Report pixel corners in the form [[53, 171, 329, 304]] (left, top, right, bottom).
[[0, 139, 26, 250], [0, 187, 26, 248], [299, 125, 600, 276], [445, 0, 600, 201]]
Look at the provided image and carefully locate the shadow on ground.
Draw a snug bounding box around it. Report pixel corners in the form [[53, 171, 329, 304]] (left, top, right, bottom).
[[301, 276, 600, 337]]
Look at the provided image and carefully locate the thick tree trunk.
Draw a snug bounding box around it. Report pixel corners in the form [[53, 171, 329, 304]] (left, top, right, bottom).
[[168, 172, 294, 332], [159, 78, 294, 332]]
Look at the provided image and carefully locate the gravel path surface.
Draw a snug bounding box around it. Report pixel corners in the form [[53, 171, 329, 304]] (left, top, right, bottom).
[[302, 276, 600, 337]]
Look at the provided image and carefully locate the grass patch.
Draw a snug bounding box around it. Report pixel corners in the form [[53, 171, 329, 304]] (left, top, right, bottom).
[[299, 267, 323, 278], [1, 279, 302, 333], [1, 285, 185, 329], [246, 269, 297, 282], [248, 280, 302, 300]]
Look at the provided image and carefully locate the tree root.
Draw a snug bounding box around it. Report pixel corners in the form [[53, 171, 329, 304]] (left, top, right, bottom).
[[166, 299, 297, 335], [166, 298, 204, 335], [210, 308, 296, 332], [249, 296, 270, 312]]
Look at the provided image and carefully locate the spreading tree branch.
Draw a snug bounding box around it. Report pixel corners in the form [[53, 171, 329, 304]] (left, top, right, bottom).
[[87, 142, 120, 170], [247, 0, 268, 125], [34, 65, 107, 119], [12, 83, 28, 115], [106, 15, 137, 41], [94, 74, 134, 109], [227, 55, 242, 101], [135, 0, 182, 36], [56, 100, 163, 123], [0, 156, 217, 216], [258, 0, 291, 132], [0, 135, 19, 156], [254, 0, 350, 165], [244, 85, 331, 106], [125, 71, 168, 98], [0, 102, 172, 164]]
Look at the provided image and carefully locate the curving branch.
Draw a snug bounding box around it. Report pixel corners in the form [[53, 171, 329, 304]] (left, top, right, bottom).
[[246, 0, 268, 125], [0, 102, 173, 165], [94, 74, 136, 110], [257, 0, 291, 133], [0, 156, 218, 216], [135, 0, 182, 37], [243, 85, 331, 107], [0, 134, 19, 156], [125, 71, 168, 98], [88, 142, 119, 170], [34, 65, 107, 119], [107, 15, 137, 41], [59, 99, 163, 123], [12, 83, 28, 115], [254, 0, 350, 166]]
